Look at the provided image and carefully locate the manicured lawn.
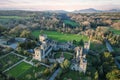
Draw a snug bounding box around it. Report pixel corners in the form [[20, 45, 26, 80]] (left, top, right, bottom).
[[20, 65, 46, 80], [0, 53, 23, 71], [63, 20, 79, 27], [32, 30, 88, 42], [54, 52, 73, 60], [6, 62, 32, 78], [109, 27, 120, 35]]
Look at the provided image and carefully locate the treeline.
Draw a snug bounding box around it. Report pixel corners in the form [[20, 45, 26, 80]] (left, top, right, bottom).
[[86, 52, 120, 80]]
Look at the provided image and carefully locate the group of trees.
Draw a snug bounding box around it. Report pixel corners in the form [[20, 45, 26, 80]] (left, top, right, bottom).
[[43, 62, 58, 76], [84, 27, 120, 48], [86, 51, 120, 80], [1, 11, 120, 36], [9, 26, 34, 39]]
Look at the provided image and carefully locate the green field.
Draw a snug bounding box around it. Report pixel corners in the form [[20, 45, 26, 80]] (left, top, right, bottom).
[[6, 62, 32, 78], [20, 65, 46, 80], [0, 16, 30, 19], [54, 52, 73, 60], [0, 16, 31, 25], [32, 30, 88, 42], [109, 27, 120, 35], [0, 53, 23, 71], [112, 20, 120, 22], [63, 20, 79, 27]]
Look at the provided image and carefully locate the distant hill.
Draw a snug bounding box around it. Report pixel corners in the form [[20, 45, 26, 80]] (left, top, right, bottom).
[[105, 9, 120, 12], [73, 8, 120, 13], [44, 10, 68, 13], [73, 8, 102, 13]]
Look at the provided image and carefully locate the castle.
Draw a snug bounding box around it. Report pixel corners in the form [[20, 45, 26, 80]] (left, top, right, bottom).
[[33, 34, 90, 73], [71, 41, 90, 73], [33, 34, 52, 61], [33, 34, 74, 61]]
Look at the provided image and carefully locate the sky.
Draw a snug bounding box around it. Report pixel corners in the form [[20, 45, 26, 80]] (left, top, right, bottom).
[[0, 0, 120, 11]]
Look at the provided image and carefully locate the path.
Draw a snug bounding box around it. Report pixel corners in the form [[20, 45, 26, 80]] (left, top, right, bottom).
[[3, 59, 23, 73], [2, 52, 33, 73], [105, 40, 113, 52], [0, 53, 11, 59], [115, 59, 120, 69], [39, 63, 50, 67], [12, 52, 27, 59], [49, 68, 61, 80]]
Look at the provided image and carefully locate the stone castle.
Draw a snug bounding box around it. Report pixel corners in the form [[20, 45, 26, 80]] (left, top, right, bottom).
[[71, 40, 90, 73], [33, 34, 52, 61], [33, 34, 90, 73], [33, 34, 74, 61]]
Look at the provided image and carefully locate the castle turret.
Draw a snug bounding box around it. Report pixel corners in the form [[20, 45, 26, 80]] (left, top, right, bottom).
[[39, 34, 47, 42], [34, 47, 43, 61]]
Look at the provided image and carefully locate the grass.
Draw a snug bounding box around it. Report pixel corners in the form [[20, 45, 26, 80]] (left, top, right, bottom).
[[0, 16, 31, 25], [90, 41, 106, 53], [0, 53, 23, 71], [32, 30, 88, 42], [60, 70, 90, 80], [60, 70, 80, 80], [20, 65, 46, 80], [112, 20, 120, 22], [0, 16, 30, 19], [109, 27, 120, 35], [63, 20, 79, 27], [54, 52, 73, 60], [6, 62, 32, 78]]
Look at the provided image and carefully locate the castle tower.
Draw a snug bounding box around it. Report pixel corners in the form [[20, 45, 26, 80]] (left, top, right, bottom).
[[76, 47, 80, 58], [34, 47, 43, 61], [80, 47, 83, 58], [39, 34, 47, 42], [84, 40, 90, 53], [80, 58, 87, 73]]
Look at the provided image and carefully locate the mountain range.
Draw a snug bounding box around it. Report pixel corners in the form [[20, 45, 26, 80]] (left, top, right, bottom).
[[45, 8, 120, 13], [0, 8, 120, 13], [73, 8, 120, 13]]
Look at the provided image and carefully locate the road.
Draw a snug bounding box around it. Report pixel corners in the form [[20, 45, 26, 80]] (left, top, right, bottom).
[[49, 68, 61, 80], [105, 41, 113, 52], [115, 59, 120, 69]]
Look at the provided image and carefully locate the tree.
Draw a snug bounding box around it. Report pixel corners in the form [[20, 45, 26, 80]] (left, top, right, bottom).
[[20, 30, 32, 38], [106, 69, 120, 80], [60, 59, 70, 70], [63, 59, 70, 69], [43, 68, 50, 76], [79, 39, 84, 46], [0, 25, 6, 34], [94, 71, 98, 80]]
